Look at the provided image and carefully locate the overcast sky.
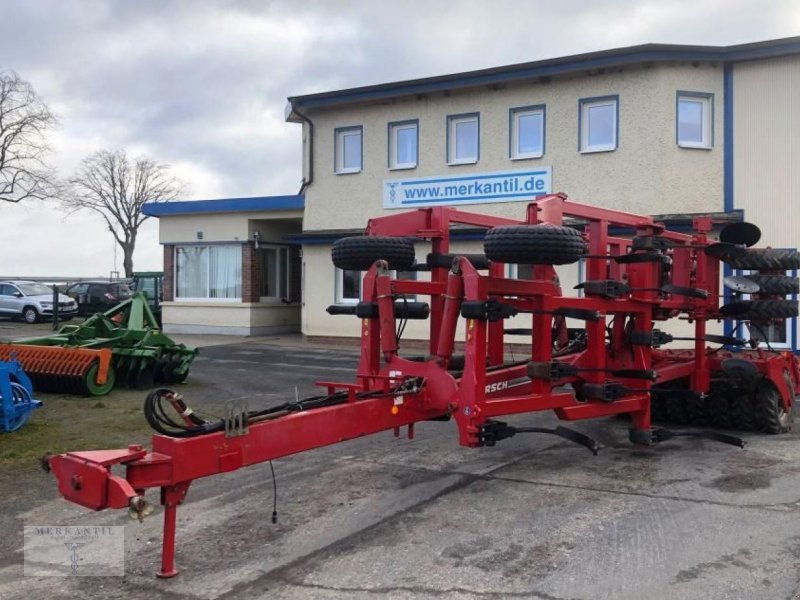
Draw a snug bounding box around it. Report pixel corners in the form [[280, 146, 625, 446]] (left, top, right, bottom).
[[0, 0, 797, 277]]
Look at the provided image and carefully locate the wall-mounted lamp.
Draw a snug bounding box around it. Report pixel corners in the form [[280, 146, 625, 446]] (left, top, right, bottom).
[[253, 230, 261, 249]]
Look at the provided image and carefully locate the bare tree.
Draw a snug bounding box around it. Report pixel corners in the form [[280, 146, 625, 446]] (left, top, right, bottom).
[[0, 71, 58, 203], [67, 149, 184, 277]]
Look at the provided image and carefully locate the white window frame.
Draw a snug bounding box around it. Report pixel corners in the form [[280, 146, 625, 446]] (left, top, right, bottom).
[[579, 96, 618, 153], [174, 244, 242, 302], [335, 268, 362, 303], [510, 106, 545, 160], [259, 245, 291, 303], [389, 120, 418, 170], [677, 92, 713, 149], [447, 113, 479, 165], [335, 126, 362, 174]]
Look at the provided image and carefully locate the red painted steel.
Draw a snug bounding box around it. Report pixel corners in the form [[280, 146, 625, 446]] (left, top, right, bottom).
[[45, 193, 800, 577]]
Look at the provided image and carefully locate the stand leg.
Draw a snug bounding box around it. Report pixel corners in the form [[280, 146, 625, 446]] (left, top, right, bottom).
[[156, 482, 190, 579], [157, 502, 179, 578]]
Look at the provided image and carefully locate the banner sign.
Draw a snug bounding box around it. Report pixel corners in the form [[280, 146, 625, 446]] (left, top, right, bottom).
[[383, 167, 552, 209]]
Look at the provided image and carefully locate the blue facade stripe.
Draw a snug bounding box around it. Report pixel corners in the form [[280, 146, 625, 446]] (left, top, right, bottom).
[[143, 195, 304, 217], [723, 65, 734, 213]]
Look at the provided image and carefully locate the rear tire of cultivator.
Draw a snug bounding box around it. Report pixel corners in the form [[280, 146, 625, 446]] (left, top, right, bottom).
[[737, 299, 799, 320], [722, 248, 800, 270], [754, 381, 793, 434], [744, 274, 800, 295], [708, 392, 735, 429], [650, 396, 668, 423], [664, 394, 690, 425], [686, 394, 713, 426], [484, 225, 587, 265], [83, 363, 116, 396], [331, 236, 416, 271], [730, 392, 757, 431]]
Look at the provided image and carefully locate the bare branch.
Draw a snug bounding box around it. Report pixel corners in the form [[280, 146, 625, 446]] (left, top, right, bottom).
[[65, 148, 185, 276], [0, 71, 58, 203]]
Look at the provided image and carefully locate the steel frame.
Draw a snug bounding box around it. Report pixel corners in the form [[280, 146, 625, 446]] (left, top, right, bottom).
[[47, 193, 800, 577]]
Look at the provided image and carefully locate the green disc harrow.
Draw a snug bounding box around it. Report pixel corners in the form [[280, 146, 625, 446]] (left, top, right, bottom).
[[1, 293, 197, 395]]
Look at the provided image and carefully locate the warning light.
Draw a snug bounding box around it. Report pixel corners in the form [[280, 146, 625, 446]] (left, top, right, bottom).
[[390, 405, 399, 415]]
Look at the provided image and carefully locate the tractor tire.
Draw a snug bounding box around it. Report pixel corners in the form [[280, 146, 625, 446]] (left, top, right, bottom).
[[730, 391, 757, 431], [745, 274, 800, 296], [708, 392, 735, 429], [723, 248, 800, 270], [686, 394, 713, 426], [484, 225, 587, 265], [331, 236, 416, 271], [739, 299, 799, 320], [754, 380, 793, 434]]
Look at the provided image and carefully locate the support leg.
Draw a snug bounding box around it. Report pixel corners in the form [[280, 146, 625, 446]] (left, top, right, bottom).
[[156, 482, 190, 579]]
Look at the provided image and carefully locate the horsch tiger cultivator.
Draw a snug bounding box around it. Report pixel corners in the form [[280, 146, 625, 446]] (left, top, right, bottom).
[[45, 193, 800, 577]]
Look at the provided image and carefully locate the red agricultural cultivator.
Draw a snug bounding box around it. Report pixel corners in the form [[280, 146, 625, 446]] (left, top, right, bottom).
[[45, 193, 800, 577]]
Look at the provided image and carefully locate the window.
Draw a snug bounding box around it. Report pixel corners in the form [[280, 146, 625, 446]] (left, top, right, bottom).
[[336, 268, 361, 303], [677, 93, 713, 148], [335, 126, 362, 174], [175, 245, 242, 300], [447, 113, 479, 164], [389, 120, 418, 169], [260, 246, 290, 301], [579, 96, 618, 153], [510, 106, 545, 159]]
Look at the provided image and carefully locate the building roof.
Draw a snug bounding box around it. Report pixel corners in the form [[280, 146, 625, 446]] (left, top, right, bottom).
[[286, 36, 800, 118], [142, 195, 304, 217]]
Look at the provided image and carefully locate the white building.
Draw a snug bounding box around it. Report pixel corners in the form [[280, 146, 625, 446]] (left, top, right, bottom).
[[144, 36, 800, 349]]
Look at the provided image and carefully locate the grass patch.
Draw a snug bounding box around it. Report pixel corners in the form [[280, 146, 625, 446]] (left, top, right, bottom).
[[0, 388, 153, 467]]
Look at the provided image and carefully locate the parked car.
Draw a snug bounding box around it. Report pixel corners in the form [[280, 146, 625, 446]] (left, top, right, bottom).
[[0, 280, 78, 323], [64, 280, 133, 316]]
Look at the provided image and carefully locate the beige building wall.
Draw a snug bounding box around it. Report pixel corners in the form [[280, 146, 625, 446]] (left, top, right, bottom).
[[301, 62, 724, 233], [163, 302, 299, 336], [159, 210, 302, 244], [733, 55, 800, 249]]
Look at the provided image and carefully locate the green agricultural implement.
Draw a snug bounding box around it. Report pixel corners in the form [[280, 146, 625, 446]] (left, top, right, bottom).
[[0, 293, 197, 396]]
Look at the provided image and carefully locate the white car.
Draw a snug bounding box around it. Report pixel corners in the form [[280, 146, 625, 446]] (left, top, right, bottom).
[[0, 280, 78, 324]]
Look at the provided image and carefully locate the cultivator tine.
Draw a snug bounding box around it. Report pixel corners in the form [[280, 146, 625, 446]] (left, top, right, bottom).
[[652, 428, 746, 448], [478, 420, 601, 454]]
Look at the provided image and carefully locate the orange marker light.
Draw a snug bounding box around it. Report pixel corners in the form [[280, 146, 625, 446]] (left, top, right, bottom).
[[391, 405, 399, 415]]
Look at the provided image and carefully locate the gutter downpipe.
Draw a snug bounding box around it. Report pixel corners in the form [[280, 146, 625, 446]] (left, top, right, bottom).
[[294, 105, 314, 195]]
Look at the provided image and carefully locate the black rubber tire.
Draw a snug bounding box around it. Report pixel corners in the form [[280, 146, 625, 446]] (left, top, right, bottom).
[[730, 391, 757, 431], [23, 306, 39, 324], [724, 248, 800, 270], [754, 380, 793, 434], [331, 236, 416, 271], [708, 392, 735, 429], [484, 225, 587, 265], [738, 299, 799, 320], [664, 394, 690, 425], [745, 274, 800, 295], [650, 396, 668, 423], [686, 394, 713, 426]]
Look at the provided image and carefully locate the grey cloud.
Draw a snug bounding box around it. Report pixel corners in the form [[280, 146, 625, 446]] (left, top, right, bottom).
[[0, 0, 797, 276]]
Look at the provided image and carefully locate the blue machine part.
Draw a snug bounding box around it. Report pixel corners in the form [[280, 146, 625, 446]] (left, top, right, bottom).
[[0, 359, 42, 433]]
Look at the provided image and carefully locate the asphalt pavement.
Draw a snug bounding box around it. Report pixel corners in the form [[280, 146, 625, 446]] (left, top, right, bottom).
[[1, 337, 800, 599]]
